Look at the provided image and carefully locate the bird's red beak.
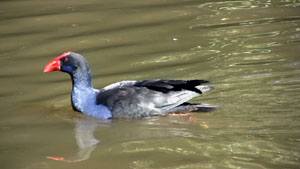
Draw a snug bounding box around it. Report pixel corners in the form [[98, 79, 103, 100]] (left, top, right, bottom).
[[43, 58, 61, 72], [43, 51, 71, 72]]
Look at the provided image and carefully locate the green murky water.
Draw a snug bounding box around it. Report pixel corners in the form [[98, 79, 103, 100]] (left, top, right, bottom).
[[1, 0, 300, 168]]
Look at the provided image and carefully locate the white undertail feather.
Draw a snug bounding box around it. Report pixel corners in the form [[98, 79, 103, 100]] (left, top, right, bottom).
[[196, 85, 214, 93]]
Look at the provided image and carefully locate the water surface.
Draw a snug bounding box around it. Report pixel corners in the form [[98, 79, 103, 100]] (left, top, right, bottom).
[[1, 0, 300, 168]]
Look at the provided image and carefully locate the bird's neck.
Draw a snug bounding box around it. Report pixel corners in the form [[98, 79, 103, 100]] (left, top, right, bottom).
[[71, 70, 96, 112], [71, 70, 93, 89]]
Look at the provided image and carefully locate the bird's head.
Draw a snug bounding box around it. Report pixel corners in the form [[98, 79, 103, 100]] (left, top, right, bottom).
[[43, 51, 90, 75]]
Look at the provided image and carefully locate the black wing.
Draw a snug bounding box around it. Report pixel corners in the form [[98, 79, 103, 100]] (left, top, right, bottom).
[[133, 79, 209, 94]]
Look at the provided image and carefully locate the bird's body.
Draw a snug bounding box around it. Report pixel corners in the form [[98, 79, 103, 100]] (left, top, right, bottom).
[[44, 52, 216, 119]]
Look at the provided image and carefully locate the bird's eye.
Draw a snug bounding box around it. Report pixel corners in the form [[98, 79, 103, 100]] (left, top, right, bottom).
[[62, 57, 68, 62]]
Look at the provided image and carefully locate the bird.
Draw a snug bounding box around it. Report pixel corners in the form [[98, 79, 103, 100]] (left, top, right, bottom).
[[43, 51, 217, 119]]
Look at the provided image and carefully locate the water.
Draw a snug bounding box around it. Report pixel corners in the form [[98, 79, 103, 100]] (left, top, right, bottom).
[[1, 0, 300, 168]]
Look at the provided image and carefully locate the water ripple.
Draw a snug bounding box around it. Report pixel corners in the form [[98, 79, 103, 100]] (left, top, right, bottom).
[[190, 17, 300, 30]]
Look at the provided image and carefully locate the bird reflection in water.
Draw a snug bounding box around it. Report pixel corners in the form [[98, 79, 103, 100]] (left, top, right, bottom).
[[46, 116, 110, 162], [46, 114, 209, 162]]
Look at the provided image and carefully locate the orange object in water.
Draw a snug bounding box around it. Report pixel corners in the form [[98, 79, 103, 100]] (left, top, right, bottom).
[[46, 156, 72, 162]]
